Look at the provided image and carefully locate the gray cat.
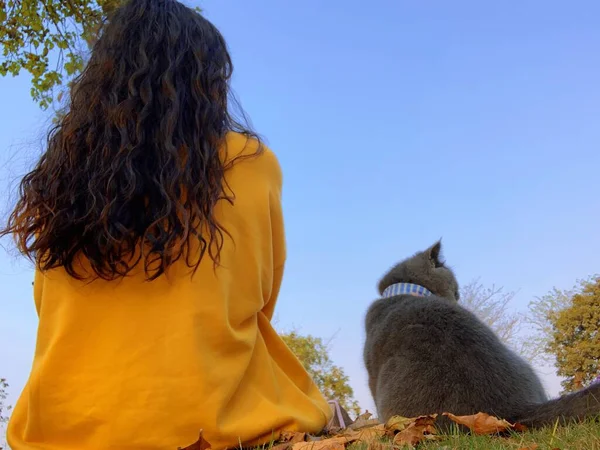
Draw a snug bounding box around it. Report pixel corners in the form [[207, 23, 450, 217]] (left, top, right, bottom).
[[363, 241, 600, 429]]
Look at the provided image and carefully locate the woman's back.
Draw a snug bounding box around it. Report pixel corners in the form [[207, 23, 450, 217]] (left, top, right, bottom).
[[8, 133, 330, 449], [3, 1, 331, 448]]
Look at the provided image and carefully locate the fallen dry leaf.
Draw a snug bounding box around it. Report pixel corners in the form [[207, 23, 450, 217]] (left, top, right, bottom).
[[348, 411, 381, 431], [392, 415, 439, 448], [394, 431, 439, 448], [267, 430, 308, 450], [443, 412, 514, 435], [385, 414, 437, 433], [517, 445, 539, 450], [340, 424, 387, 444], [280, 431, 307, 444], [513, 422, 528, 432], [355, 424, 387, 443], [178, 430, 212, 450], [292, 436, 350, 450], [271, 444, 293, 450], [384, 415, 416, 433]]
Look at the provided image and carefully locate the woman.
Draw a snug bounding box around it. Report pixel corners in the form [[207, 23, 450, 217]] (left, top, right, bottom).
[[3, 0, 331, 448]]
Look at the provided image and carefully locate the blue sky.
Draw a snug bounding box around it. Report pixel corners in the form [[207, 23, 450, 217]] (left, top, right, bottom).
[[1, 0, 599, 414]]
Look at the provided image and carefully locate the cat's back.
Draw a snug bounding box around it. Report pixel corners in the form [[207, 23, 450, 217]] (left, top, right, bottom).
[[366, 294, 522, 366], [364, 294, 476, 385], [365, 294, 546, 421], [366, 294, 484, 349]]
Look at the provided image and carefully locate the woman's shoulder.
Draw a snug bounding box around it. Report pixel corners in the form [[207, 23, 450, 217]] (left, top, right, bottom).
[[224, 131, 274, 157], [224, 132, 282, 183]]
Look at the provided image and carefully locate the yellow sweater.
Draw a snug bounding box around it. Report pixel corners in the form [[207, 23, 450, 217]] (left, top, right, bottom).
[[8, 133, 331, 450]]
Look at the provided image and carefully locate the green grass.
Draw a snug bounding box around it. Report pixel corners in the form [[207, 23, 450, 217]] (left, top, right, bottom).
[[346, 419, 600, 450]]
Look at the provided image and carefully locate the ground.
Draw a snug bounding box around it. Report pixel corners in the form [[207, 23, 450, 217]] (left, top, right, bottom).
[[351, 420, 600, 450], [251, 417, 600, 450]]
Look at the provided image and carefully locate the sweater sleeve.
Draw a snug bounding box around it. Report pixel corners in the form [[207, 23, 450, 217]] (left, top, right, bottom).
[[262, 264, 284, 321], [33, 268, 45, 316], [262, 149, 286, 321]]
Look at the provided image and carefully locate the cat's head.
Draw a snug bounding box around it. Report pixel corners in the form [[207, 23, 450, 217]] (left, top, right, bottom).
[[377, 241, 460, 302]]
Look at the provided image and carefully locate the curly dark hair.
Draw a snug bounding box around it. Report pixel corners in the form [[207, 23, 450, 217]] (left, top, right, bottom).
[[0, 0, 262, 281]]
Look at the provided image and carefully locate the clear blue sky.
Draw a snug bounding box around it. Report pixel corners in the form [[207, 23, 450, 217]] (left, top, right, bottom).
[[1, 0, 599, 413]]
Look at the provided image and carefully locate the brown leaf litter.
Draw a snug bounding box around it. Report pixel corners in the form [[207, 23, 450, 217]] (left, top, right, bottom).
[[179, 410, 531, 450], [443, 411, 526, 435], [179, 430, 212, 450]]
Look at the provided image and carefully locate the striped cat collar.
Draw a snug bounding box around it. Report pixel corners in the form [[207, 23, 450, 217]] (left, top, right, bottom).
[[382, 282, 433, 298]]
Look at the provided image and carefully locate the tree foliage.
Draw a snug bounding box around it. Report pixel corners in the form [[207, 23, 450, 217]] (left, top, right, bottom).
[[0, 0, 122, 109], [0, 377, 11, 449], [459, 279, 536, 361], [0, 378, 9, 424], [280, 331, 360, 417], [526, 283, 577, 364], [526, 277, 600, 368], [545, 276, 600, 393], [461, 280, 519, 343], [1, 0, 203, 110]]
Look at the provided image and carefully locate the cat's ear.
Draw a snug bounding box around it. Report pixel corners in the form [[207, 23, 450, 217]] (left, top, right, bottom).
[[427, 240, 443, 268]]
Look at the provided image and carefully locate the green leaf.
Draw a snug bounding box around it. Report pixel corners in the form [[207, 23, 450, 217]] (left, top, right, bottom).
[[545, 276, 600, 393], [280, 330, 361, 416], [0, 0, 112, 108]]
